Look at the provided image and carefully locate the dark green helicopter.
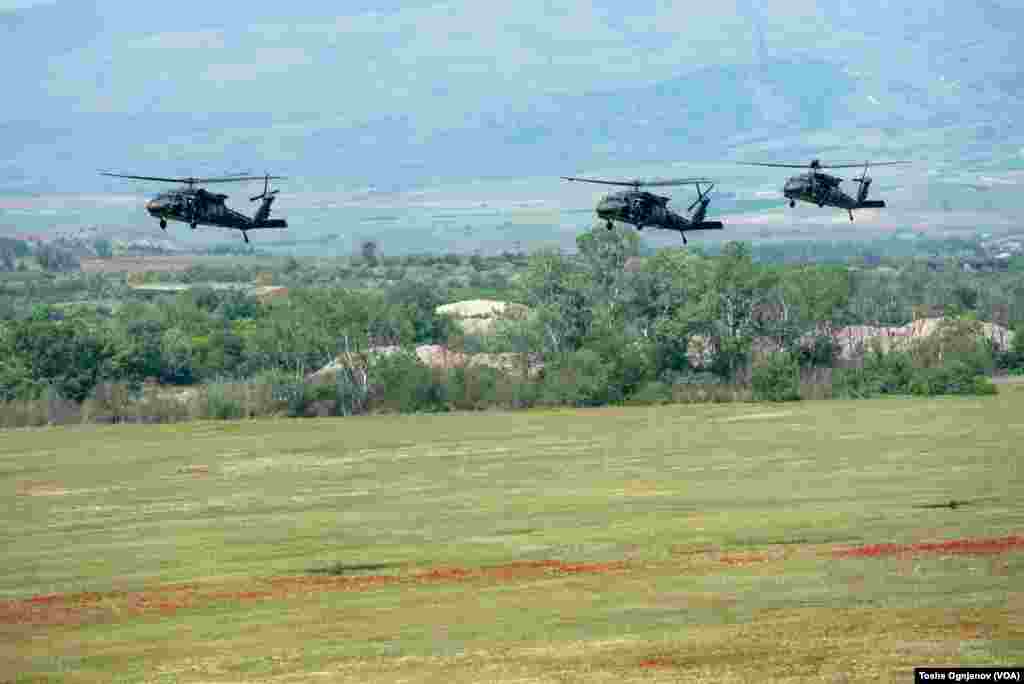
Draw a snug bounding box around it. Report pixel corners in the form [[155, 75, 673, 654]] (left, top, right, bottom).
[[562, 176, 724, 244], [740, 159, 909, 221], [99, 172, 288, 243]]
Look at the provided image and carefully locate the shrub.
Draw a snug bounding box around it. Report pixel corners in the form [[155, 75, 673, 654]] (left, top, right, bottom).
[[494, 374, 540, 409], [671, 382, 750, 404], [131, 391, 192, 423], [368, 352, 446, 413], [909, 360, 992, 396], [797, 334, 838, 367], [285, 381, 347, 418], [626, 381, 673, 405], [831, 366, 875, 399], [444, 365, 501, 411], [249, 369, 302, 415], [972, 376, 998, 395], [798, 366, 833, 401], [751, 352, 801, 402], [0, 398, 51, 428], [538, 350, 613, 407], [82, 382, 134, 423], [832, 350, 913, 399], [867, 350, 914, 395], [200, 382, 246, 420]]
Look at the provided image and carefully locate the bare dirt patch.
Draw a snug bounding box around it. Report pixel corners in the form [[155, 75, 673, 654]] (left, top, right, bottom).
[[718, 553, 771, 566], [80, 256, 206, 274], [833, 535, 1024, 559], [0, 560, 630, 627], [15, 480, 70, 497]]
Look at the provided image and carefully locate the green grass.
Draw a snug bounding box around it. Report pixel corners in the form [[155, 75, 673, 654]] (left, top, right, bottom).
[[2, 394, 1023, 682]]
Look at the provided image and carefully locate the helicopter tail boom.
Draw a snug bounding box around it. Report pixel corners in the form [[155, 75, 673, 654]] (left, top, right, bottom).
[[687, 221, 724, 231], [252, 219, 288, 228]]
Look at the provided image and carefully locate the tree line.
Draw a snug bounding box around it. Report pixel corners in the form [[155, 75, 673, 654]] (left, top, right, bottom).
[[1, 229, 1021, 427]]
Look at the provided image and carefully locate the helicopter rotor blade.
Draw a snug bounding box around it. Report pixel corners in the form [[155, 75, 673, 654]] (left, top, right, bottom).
[[100, 171, 286, 185], [193, 175, 287, 184], [736, 163, 813, 169], [738, 161, 910, 169], [100, 172, 202, 184], [640, 177, 713, 187], [562, 176, 710, 188]]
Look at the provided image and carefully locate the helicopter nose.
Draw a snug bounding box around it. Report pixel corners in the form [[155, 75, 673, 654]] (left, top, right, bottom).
[[145, 199, 162, 214]]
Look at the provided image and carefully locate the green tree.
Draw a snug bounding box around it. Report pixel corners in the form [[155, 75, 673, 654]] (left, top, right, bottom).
[[575, 224, 640, 311], [698, 242, 763, 378], [517, 249, 591, 354], [160, 327, 195, 384], [631, 249, 711, 375], [751, 352, 801, 402], [8, 317, 111, 402]]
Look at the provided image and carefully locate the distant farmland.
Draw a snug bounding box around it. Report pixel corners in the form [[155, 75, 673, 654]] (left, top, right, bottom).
[[2, 394, 1022, 682], [79, 255, 287, 274]]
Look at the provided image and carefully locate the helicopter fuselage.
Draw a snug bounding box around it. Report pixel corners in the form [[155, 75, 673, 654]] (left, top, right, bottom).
[[594, 189, 722, 242], [102, 172, 288, 243], [782, 172, 885, 212], [563, 175, 723, 244], [144, 188, 286, 230], [597, 191, 673, 226]]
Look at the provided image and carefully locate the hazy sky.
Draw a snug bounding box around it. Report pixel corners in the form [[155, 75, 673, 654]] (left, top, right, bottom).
[[4, 1, 1023, 194]]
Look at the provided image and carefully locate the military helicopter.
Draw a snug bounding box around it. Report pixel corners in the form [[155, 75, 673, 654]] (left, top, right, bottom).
[[561, 176, 723, 244], [99, 172, 288, 243], [740, 159, 909, 221]]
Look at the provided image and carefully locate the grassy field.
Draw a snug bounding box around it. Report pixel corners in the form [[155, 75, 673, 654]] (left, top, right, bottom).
[[2, 391, 1022, 683]]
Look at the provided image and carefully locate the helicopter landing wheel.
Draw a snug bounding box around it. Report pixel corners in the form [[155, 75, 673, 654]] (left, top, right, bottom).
[[190, 222, 197, 230], [606, 221, 613, 231], [159, 219, 167, 230], [789, 200, 795, 209], [637, 225, 644, 231]]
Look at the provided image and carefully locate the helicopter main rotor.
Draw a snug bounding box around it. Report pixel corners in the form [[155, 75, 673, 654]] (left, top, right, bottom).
[[100, 172, 287, 188], [738, 160, 910, 170], [562, 176, 712, 190]]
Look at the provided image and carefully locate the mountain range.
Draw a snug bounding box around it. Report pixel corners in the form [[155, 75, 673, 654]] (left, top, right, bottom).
[[3, 0, 1022, 252]]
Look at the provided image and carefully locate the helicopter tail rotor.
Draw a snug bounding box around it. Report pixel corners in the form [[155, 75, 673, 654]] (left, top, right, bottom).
[[250, 173, 282, 225], [687, 182, 715, 213], [687, 182, 716, 224], [853, 161, 872, 204], [250, 174, 280, 202]]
